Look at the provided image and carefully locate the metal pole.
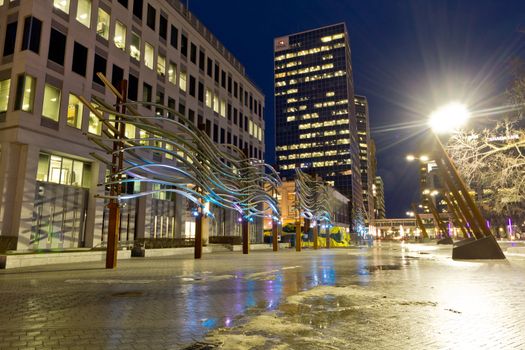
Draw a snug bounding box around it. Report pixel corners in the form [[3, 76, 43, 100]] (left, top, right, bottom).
[[413, 204, 429, 239], [242, 218, 249, 254], [272, 220, 278, 252], [436, 159, 484, 239], [295, 218, 301, 252], [106, 80, 127, 269], [313, 223, 318, 250], [194, 210, 202, 259], [443, 191, 469, 238], [326, 225, 330, 249], [434, 134, 492, 237], [425, 194, 449, 237]]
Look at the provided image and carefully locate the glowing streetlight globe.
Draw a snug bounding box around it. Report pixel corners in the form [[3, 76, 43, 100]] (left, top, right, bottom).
[[428, 102, 470, 134]]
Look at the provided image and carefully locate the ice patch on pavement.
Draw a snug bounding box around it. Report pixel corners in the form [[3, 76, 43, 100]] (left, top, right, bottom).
[[64, 279, 158, 284], [204, 334, 266, 350], [179, 274, 235, 283], [245, 269, 280, 280], [204, 284, 438, 349]]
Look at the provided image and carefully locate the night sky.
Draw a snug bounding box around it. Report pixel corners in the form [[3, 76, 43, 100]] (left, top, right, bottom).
[[189, 0, 525, 217]]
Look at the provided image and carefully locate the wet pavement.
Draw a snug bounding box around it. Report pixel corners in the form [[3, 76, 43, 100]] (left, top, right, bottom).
[[1, 242, 524, 349]]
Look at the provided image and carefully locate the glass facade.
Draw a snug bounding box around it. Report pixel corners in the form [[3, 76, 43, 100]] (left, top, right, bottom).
[[355, 95, 372, 222], [274, 23, 364, 226]]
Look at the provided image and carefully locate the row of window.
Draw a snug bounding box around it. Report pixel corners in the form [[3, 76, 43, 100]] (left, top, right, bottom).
[[280, 159, 351, 170], [0, 73, 264, 158], [47, 0, 263, 118], [276, 139, 351, 151], [274, 70, 347, 90], [36, 153, 92, 188], [2, 16, 263, 138], [278, 149, 349, 161], [274, 40, 346, 62]]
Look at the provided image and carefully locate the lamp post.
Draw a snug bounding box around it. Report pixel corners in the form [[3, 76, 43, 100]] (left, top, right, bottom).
[[428, 102, 505, 259]]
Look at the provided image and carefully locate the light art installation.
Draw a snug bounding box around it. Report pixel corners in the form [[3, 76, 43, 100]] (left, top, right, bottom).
[[79, 76, 281, 222], [295, 168, 333, 226]]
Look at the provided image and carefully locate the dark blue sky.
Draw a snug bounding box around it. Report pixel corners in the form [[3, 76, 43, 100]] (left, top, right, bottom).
[[189, 0, 525, 217]]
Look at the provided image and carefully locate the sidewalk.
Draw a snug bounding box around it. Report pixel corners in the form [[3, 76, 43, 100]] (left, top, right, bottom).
[[1, 246, 524, 349]]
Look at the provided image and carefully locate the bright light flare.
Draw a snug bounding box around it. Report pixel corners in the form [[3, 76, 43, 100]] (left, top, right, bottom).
[[406, 154, 415, 161], [428, 102, 470, 134]]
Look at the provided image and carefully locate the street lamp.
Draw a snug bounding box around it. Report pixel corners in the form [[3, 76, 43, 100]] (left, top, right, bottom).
[[427, 102, 505, 259], [406, 154, 429, 162], [428, 102, 470, 134]]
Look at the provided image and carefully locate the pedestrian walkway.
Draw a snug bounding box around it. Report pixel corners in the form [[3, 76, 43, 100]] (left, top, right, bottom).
[[0, 245, 524, 349]]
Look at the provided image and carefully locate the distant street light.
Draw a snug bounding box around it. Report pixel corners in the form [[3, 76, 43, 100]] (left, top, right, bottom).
[[406, 154, 429, 162]]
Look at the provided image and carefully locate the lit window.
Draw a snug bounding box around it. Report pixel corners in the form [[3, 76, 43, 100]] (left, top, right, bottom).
[[67, 94, 83, 129], [53, 0, 70, 13], [15, 75, 36, 112], [144, 42, 154, 69], [157, 54, 166, 76], [205, 88, 212, 108], [130, 32, 141, 60], [179, 70, 187, 91], [165, 143, 174, 160], [139, 129, 148, 145], [124, 123, 135, 140], [96, 8, 110, 40], [213, 95, 219, 114], [220, 99, 226, 117], [168, 62, 177, 85], [37, 153, 90, 187], [76, 0, 92, 28], [0, 78, 10, 113], [88, 106, 101, 135], [114, 21, 126, 50], [41, 84, 61, 121]]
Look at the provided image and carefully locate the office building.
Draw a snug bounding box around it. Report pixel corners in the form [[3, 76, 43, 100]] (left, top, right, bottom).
[[274, 23, 364, 229], [0, 0, 265, 251], [373, 176, 385, 219], [355, 95, 373, 223]]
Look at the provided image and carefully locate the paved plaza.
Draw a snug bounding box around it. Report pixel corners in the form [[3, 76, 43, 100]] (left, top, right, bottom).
[[1, 243, 525, 349]]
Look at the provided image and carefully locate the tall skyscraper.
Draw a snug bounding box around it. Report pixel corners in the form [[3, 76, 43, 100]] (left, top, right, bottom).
[[0, 0, 265, 251], [355, 95, 373, 223], [274, 23, 364, 229]]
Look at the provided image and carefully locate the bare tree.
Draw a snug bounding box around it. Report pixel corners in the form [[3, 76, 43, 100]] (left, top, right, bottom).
[[446, 97, 525, 218]]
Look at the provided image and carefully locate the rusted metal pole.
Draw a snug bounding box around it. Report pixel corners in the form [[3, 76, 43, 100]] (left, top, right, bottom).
[[272, 220, 278, 252], [194, 210, 202, 259], [313, 223, 319, 250], [413, 204, 429, 239], [425, 195, 449, 237], [106, 80, 127, 269], [436, 159, 484, 239], [295, 218, 302, 252], [242, 218, 249, 254], [326, 225, 330, 249], [434, 134, 492, 238], [443, 191, 469, 238]]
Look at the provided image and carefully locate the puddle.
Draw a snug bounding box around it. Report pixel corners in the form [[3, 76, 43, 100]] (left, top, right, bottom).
[[111, 291, 144, 298], [367, 264, 403, 272]]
